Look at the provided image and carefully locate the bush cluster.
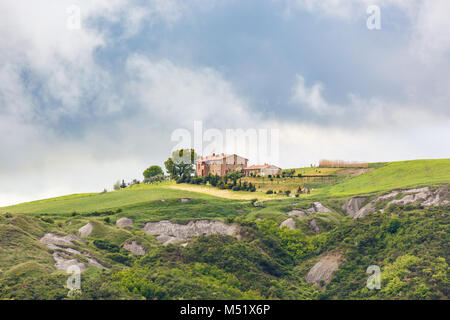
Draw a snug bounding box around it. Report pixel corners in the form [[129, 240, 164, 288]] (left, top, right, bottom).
[[93, 239, 120, 253], [185, 171, 257, 192]]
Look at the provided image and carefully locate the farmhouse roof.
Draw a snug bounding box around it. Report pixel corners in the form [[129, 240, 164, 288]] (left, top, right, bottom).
[[196, 153, 248, 163], [244, 164, 280, 170]]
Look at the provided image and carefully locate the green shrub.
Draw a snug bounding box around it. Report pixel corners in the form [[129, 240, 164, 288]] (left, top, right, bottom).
[[388, 218, 401, 234], [93, 239, 120, 253], [40, 217, 54, 224], [107, 253, 132, 265]]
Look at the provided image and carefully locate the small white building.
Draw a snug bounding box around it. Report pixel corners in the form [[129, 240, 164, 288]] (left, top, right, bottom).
[[243, 164, 282, 177]]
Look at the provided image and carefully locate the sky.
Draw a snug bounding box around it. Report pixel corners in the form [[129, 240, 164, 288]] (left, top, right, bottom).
[[0, 0, 449, 206]]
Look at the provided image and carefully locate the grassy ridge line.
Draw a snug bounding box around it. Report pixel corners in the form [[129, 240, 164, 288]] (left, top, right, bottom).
[[318, 159, 450, 196], [0, 182, 221, 214], [2, 159, 449, 214]]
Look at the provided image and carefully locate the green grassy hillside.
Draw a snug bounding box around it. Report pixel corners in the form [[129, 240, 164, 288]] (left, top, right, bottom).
[[319, 159, 450, 196], [0, 182, 219, 214], [0, 159, 448, 300], [3, 159, 448, 215]]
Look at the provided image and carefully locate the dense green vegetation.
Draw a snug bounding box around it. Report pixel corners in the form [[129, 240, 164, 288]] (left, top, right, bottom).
[[0, 159, 448, 300], [321, 205, 449, 299], [1, 202, 447, 300]]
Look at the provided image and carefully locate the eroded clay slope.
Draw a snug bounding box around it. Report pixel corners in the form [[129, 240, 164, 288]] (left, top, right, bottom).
[[305, 252, 343, 286], [342, 184, 449, 219], [142, 220, 240, 245]]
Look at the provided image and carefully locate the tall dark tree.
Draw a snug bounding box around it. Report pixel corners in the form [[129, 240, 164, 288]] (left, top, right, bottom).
[[164, 149, 197, 180]]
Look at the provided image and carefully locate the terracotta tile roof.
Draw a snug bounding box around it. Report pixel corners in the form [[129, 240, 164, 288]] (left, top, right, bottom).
[[196, 154, 228, 163], [196, 154, 247, 163], [244, 164, 271, 170]]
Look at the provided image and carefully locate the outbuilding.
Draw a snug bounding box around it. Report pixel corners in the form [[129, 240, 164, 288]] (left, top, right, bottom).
[[243, 164, 282, 177]]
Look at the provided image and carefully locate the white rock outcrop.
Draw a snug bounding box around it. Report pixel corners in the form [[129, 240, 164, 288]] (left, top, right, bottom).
[[116, 218, 134, 228], [52, 253, 87, 271], [40, 233, 83, 248], [279, 218, 297, 230], [306, 202, 332, 215], [253, 201, 264, 207], [142, 220, 240, 245], [309, 218, 320, 233], [342, 185, 449, 219], [287, 210, 308, 218], [78, 222, 94, 238], [305, 252, 343, 286], [288, 202, 332, 218], [341, 197, 368, 218], [123, 240, 146, 256], [40, 233, 106, 270], [421, 185, 449, 206]]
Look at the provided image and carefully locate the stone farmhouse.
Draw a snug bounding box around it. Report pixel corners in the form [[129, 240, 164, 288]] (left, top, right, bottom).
[[195, 153, 248, 177], [243, 164, 282, 177], [195, 153, 281, 177]]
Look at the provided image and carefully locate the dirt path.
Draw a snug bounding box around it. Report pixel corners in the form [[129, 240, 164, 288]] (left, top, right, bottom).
[[166, 184, 273, 200]]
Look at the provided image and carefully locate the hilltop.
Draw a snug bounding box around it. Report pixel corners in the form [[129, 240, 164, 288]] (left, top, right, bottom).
[[3, 159, 448, 214], [320, 159, 450, 196]]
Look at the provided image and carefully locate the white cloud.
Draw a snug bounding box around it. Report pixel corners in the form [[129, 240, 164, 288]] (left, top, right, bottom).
[[0, 0, 260, 205], [0, 0, 202, 122], [125, 55, 256, 128], [276, 120, 450, 169], [291, 75, 342, 115], [0, 0, 198, 206], [291, 73, 449, 129], [410, 0, 450, 62]]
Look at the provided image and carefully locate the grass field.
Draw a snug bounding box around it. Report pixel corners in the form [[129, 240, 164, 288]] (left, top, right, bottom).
[[242, 175, 343, 193], [243, 167, 374, 194], [0, 182, 219, 214], [319, 159, 450, 196], [284, 167, 344, 176]]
